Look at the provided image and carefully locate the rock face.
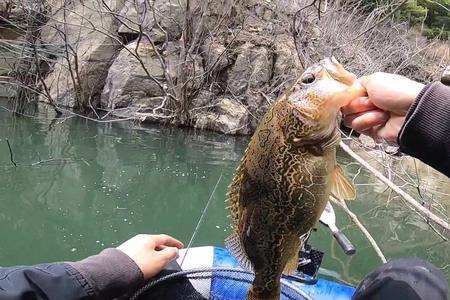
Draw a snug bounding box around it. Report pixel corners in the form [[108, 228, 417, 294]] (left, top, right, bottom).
[[100, 40, 204, 120], [0, 1, 26, 22], [3, 0, 449, 135], [117, 0, 185, 43], [194, 98, 250, 135], [272, 34, 304, 90], [95, 1, 304, 134], [226, 43, 273, 96], [201, 39, 230, 74], [39, 0, 123, 108], [100, 40, 166, 111], [31, 0, 306, 134]]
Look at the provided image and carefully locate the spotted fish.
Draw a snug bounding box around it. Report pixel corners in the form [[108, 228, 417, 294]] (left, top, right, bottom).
[[225, 57, 365, 300]]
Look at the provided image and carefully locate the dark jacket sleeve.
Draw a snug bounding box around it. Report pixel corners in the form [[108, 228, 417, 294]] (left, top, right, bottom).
[[398, 82, 450, 177], [0, 248, 144, 300]]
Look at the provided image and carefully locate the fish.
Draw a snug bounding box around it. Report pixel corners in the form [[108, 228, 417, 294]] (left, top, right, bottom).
[[225, 57, 365, 300]]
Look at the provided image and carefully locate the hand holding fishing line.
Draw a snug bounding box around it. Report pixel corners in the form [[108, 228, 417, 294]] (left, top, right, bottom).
[[117, 234, 184, 279], [341, 72, 425, 142]]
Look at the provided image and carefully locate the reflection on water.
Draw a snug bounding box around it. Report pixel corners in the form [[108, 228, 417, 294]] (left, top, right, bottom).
[[0, 103, 448, 287]]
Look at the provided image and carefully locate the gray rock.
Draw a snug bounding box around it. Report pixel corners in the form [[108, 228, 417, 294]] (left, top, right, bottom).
[[0, 1, 11, 18], [116, 0, 151, 37], [117, 0, 184, 43], [190, 90, 215, 109], [100, 40, 166, 110], [194, 98, 250, 135], [201, 39, 230, 74], [101, 39, 204, 118], [272, 34, 303, 91], [227, 43, 273, 95], [246, 92, 272, 131], [40, 0, 123, 108], [271, 0, 303, 15], [164, 42, 204, 97], [0, 1, 7, 15], [0, 1, 26, 22]]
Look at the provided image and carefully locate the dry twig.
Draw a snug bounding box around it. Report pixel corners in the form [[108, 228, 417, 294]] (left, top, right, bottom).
[[330, 195, 387, 263], [339, 140, 449, 234]]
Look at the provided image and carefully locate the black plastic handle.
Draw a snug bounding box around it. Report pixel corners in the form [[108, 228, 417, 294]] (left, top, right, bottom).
[[333, 230, 356, 255]]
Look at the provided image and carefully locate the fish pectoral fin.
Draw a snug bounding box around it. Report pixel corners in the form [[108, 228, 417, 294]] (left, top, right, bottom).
[[331, 165, 356, 200], [225, 234, 253, 271], [283, 250, 299, 275]]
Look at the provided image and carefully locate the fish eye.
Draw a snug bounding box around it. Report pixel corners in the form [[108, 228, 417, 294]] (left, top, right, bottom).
[[301, 73, 315, 84]]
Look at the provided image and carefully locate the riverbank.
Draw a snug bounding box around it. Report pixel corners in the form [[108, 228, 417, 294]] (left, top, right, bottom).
[[1, 0, 448, 135]]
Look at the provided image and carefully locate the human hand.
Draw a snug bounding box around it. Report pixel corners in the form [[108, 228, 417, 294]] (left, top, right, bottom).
[[342, 72, 425, 142], [117, 234, 184, 280]]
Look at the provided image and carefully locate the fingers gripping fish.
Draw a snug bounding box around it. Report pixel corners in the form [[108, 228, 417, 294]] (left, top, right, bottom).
[[225, 58, 365, 300]]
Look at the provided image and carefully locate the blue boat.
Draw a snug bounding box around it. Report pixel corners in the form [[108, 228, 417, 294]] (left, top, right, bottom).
[[161, 246, 356, 300], [133, 203, 356, 300]]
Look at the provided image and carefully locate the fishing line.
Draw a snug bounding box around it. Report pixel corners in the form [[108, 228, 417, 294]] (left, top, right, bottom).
[[180, 172, 223, 267]]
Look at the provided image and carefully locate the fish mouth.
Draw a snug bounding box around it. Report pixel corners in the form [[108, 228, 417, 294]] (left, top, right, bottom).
[[319, 57, 367, 108], [321, 57, 357, 86]]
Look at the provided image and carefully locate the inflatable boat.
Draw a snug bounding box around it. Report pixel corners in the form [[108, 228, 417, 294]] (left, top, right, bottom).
[[175, 246, 355, 300], [128, 203, 356, 300]]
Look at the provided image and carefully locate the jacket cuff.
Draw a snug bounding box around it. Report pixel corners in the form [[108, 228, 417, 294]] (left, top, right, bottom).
[[398, 82, 450, 175], [68, 248, 144, 299]]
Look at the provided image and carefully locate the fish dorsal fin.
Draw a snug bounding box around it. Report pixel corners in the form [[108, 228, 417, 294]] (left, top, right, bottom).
[[331, 165, 356, 200], [225, 234, 253, 271]]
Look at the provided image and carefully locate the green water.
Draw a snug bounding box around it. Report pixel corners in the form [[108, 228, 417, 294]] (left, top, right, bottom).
[[0, 104, 448, 287]]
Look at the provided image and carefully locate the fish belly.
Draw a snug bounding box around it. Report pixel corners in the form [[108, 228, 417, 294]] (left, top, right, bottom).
[[240, 158, 332, 300]]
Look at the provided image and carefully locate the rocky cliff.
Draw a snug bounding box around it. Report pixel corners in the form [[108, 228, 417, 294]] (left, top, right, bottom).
[[1, 0, 448, 134]]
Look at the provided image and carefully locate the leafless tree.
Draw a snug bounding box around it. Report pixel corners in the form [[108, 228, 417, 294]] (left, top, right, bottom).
[[0, 0, 447, 122]]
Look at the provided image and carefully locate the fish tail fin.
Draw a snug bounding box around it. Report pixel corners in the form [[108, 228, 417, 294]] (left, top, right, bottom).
[[282, 233, 310, 275], [225, 233, 253, 271], [283, 250, 299, 275], [246, 285, 280, 300]]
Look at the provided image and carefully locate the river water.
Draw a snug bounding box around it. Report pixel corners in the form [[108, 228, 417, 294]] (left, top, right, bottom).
[[0, 103, 448, 288]]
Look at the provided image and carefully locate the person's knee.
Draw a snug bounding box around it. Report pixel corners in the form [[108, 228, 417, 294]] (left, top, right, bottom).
[[352, 257, 448, 300]]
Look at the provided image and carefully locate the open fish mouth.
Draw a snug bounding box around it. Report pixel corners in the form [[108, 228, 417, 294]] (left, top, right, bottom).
[[321, 57, 357, 86]]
